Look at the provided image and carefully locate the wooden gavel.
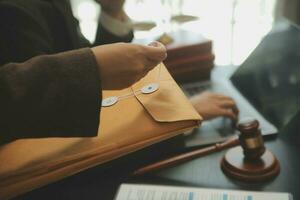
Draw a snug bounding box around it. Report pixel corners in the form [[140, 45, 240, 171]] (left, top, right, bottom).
[[133, 118, 269, 177]]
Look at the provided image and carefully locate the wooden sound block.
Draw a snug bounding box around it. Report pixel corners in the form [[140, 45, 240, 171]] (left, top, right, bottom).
[[221, 147, 280, 182]]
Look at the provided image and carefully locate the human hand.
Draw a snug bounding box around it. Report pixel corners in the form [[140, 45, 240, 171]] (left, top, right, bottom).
[[95, 0, 126, 20], [91, 42, 167, 90], [190, 91, 239, 121]]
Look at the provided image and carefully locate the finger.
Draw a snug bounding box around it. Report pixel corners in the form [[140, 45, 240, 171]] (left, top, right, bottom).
[[220, 99, 235, 107], [134, 60, 159, 81], [215, 94, 235, 102], [144, 58, 161, 71], [137, 67, 152, 81], [220, 100, 239, 125], [221, 109, 238, 121], [231, 103, 239, 116], [145, 41, 167, 61], [221, 99, 239, 116]]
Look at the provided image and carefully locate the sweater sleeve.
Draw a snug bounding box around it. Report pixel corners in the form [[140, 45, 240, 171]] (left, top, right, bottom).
[[0, 1, 54, 65], [0, 48, 102, 143]]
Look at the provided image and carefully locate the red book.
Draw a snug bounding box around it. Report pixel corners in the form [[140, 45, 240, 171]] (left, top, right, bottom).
[[165, 30, 213, 61], [165, 53, 214, 70], [165, 53, 215, 83]]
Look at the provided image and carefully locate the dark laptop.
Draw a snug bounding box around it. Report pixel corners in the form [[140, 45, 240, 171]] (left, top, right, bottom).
[[182, 19, 300, 148]]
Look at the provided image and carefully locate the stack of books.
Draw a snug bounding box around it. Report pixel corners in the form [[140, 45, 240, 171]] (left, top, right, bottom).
[[162, 30, 214, 83]]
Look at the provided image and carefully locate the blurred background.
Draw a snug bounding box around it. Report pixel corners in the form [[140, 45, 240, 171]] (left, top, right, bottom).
[[70, 0, 298, 66]]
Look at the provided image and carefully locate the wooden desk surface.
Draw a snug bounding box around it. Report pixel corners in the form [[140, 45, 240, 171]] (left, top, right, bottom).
[[14, 114, 300, 200]]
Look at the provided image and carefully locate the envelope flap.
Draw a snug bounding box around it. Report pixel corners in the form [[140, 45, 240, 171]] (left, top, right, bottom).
[[132, 63, 202, 122]]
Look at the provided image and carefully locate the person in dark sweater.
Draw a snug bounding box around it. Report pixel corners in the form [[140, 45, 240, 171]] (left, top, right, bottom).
[[0, 0, 133, 65], [0, 0, 239, 143], [0, 0, 150, 143]]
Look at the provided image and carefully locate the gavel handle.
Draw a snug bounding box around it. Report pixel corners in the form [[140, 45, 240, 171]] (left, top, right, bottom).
[[133, 137, 240, 176]]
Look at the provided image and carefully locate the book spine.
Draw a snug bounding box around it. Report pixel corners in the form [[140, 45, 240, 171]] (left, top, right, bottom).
[[167, 59, 214, 83], [166, 41, 212, 61], [165, 54, 214, 68]]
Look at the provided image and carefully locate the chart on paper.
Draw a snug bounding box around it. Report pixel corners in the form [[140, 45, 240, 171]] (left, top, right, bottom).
[[115, 184, 292, 200]]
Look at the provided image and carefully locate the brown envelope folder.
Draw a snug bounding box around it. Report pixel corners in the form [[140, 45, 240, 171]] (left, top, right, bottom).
[[0, 63, 202, 199]]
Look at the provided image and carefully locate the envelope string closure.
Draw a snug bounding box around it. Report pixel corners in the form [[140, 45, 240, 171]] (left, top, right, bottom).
[[101, 64, 162, 107]]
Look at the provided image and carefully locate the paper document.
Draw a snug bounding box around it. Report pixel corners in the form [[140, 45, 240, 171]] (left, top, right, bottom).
[[115, 184, 292, 200]]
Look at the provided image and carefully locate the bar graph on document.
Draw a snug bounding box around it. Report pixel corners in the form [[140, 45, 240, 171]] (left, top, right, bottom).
[[115, 184, 292, 200]]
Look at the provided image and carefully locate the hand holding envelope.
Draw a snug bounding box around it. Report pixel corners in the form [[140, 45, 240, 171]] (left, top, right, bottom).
[[0, 63, 202, 199], [92, 42, 167, 90]]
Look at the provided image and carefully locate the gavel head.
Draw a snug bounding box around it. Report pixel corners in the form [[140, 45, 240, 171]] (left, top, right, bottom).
[[237, 118, 266, 160]]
